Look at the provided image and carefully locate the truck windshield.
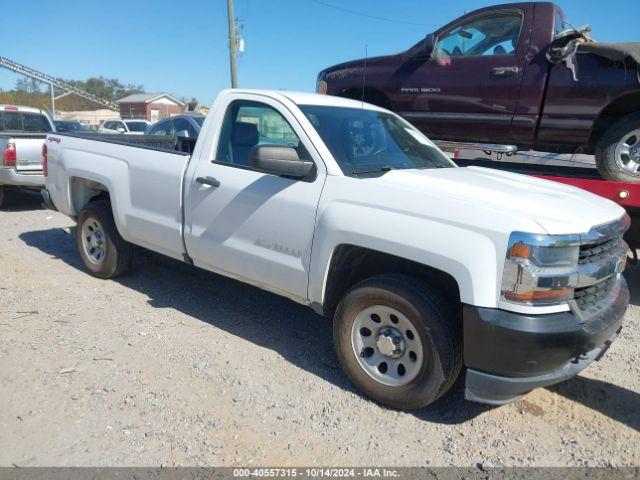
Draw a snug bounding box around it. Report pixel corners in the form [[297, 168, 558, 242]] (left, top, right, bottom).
[[299, 105, 454, 176]]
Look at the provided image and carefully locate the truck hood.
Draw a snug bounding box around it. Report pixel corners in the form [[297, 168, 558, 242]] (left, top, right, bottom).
[[321, 54, 399, 80], [373, 166, 625, 235]]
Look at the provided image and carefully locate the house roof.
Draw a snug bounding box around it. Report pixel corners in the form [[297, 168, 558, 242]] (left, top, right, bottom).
[[116, 93, 185, 106]]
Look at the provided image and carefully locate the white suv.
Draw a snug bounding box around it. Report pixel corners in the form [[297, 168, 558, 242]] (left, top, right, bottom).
[[98, 119, 150, 135]]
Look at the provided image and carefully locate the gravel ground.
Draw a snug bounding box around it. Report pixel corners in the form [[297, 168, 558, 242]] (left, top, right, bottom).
[[0, 188, 639, 467]]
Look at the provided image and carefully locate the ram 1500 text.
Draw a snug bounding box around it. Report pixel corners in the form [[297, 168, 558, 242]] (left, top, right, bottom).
[[42, 89, 630, 409]]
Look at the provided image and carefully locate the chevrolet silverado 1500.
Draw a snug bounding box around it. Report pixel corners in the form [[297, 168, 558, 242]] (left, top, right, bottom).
[[0, 104, 54, 207], [318, 2, 640, 183], [42, 90, 630, 409]]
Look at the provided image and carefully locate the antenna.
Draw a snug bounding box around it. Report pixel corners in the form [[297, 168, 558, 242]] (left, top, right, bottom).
[[361, 44, 368, 108]]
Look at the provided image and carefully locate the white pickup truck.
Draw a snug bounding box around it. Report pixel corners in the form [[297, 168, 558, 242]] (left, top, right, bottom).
[[0, 105, 55, 207], [42, 89, 630, 409]]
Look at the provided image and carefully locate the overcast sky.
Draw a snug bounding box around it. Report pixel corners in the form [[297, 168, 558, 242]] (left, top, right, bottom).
[[0, 0, 636, 107]]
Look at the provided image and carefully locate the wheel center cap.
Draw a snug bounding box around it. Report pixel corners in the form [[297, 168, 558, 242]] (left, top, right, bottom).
[[376, 327, 405, 358], [631, 145, 640, 161]]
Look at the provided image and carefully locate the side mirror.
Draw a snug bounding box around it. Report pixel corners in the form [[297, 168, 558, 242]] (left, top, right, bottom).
[[117, 127, 125, 133], [250, 145, 313, 179], [424, 33, 436, 57], [175, 130, 189, 138]]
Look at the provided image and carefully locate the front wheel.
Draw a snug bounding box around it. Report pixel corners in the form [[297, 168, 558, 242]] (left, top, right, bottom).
[[76, 201, 132, 278], [333, 274, 462, 410], [595, 112, 640, 183]]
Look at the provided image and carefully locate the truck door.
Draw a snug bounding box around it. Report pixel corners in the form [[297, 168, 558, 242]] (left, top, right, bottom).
[[183, 96, 326, 302], [396, 8, 531, 142]]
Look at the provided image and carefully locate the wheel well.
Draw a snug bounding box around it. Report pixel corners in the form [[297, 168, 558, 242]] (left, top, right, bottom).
[[322, 245, 460, 317], [588, 92, 640, 152], [339, 87, 393, 110], [70, 177, 110, 215]]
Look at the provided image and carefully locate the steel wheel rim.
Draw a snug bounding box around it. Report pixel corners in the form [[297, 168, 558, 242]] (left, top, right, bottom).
[[351, 305, 424, 387], [81, 217, 106, 265], [614, 129, 640, 175]]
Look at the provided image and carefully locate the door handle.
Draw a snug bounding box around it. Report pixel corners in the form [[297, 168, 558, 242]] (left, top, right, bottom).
[[491, 66, 520, 76], [196, 176, 221, 187]]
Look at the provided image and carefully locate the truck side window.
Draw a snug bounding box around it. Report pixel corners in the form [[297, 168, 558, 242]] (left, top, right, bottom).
[[433, 11, 522, 58], [149, 120, 170, 136], [215, 100, 310, 168], [554, 11, 567, 36], [172, 118, 197, 138], [23, 113, 52, 133]]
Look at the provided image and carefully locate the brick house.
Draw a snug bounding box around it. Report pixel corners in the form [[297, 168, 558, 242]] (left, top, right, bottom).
[[116, 93, 186, 122]]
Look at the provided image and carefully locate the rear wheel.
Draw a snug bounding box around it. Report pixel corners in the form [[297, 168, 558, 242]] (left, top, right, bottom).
[[76, 201, 132, 278], [333, 274, 462, 410], [595, 112, 640, 183], [0, 186, 4, 209]]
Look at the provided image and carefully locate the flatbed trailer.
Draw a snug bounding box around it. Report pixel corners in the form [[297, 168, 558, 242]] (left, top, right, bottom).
[[453, 158, 640, 253]]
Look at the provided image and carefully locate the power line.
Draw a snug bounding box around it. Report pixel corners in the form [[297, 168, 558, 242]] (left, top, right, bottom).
[[309, 0, 434, 27]]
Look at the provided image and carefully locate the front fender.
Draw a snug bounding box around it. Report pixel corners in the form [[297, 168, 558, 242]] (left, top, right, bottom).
[[308, 201, 508, 309]]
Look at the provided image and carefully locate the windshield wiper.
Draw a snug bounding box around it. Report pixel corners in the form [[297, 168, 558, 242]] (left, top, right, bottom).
[[352, 165, 394, 175]]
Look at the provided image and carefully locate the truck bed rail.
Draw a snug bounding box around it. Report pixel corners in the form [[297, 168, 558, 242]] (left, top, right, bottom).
[[50, 132, 196, 155]]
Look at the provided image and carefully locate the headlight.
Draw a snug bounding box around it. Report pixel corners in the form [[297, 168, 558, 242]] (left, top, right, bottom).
[[501, 232, 580, 306]]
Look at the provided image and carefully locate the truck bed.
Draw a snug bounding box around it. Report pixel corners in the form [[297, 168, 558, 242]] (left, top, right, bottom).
[[45, 131, 196, 260]]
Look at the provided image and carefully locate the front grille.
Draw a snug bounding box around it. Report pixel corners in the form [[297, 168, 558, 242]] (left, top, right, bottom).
[[574, 276, 616, 311], [578, 237, 620, 265], [572, 219, 628, 329]]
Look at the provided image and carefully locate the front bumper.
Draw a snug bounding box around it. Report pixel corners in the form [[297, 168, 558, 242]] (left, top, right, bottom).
[[0, 167, 45, 187], [463, 275, 628, 405]]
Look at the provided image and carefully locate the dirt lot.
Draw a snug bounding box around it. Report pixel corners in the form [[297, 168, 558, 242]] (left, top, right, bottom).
[[0, 189, 639, 467]]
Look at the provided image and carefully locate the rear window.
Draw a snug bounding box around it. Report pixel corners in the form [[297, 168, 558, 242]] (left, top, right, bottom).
[[125, 121, 148, 132], [0, 111, 52, 133]]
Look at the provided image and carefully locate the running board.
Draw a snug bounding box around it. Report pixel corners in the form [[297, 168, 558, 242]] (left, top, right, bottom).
[[433, 141, 518, 154]]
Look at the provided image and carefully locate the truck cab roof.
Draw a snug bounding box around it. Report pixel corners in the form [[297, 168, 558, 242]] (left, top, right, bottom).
[[0, 104, 49, 115], [222, 89, 388, 112]]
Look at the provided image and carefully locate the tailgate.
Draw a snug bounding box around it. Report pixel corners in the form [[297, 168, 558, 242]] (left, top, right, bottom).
[[13, 135, 46, 172]]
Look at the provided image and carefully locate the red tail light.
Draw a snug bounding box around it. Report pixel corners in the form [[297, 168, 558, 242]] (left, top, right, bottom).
[[42, 143, 48, 176], [2, 141, 16, 167]]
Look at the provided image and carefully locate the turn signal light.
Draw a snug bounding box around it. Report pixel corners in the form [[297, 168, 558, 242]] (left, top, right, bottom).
[[509, 242, 531, 259], [503, 288, 574, 303]]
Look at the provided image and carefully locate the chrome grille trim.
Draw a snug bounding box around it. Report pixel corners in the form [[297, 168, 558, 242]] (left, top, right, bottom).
[[570, 215, 630, 325]]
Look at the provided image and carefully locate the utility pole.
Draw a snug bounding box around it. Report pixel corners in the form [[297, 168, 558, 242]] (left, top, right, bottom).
[[226, 0, 238, 88], [49, 83, 56, 120]]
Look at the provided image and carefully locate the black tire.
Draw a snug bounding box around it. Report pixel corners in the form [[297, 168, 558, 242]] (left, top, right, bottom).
[[595, 112, 640, 183], [76, 201, 132, 279], [333, 274, 462, 410], [0, 186, 4, 209]]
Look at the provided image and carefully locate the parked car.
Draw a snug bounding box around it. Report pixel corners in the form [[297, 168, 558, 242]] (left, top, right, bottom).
[[99, 119, 150, 135], [42, 89, 629, 409], [146, 114, 205, 139], [53, 120, 92, 133], [0, 104, 54, 207], [317, 1, 640, 183]]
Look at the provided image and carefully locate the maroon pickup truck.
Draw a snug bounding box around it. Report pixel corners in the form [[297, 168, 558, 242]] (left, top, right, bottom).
[[317, 1, 640, 183]]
